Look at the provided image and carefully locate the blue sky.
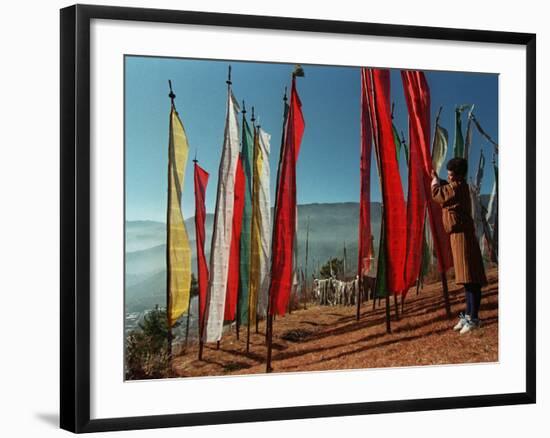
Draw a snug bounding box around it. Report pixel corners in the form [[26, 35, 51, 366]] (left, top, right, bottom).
[[125, 56, 498, 222]]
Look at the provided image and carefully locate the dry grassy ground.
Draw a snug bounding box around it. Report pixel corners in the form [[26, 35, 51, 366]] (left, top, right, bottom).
[[172, 267, 498, 377]]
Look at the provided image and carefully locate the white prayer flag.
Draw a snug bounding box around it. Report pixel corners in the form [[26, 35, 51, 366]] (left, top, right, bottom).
[[203, 90, 241, 342]]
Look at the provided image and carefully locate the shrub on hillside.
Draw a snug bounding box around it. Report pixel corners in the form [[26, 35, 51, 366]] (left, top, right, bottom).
[[125, 305, 172, 380]]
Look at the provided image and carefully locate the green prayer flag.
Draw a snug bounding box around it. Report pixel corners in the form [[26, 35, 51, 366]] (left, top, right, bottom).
[[238, 114, 254, 325], [432, 123, 448, 174], [453, 107, 465, 158]]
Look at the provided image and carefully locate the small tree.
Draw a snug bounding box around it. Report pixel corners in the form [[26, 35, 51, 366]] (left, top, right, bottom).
[[125, 305, 171, 380], [139, 305, 169, 349], [319, 257, 344, 279]]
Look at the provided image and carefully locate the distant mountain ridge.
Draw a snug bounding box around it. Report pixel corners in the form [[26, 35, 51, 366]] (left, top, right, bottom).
[[125, 202, 381, 313], [125, 197, 491, 313]]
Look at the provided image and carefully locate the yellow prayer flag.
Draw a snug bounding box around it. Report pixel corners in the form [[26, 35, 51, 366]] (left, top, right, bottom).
[[167, 107, 192, 327], [248, 128, 264, 327]]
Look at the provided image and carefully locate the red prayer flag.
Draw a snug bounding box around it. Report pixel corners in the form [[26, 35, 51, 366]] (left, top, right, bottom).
[[403, 116, 430, 294], [358, 69, 373, 277], [224, 156, 246, 321], [365, 68, 407, 294], [194, 162, 210, 330], [400, 72, 428, 292], [269, 76, 305, 316], [401, 71, 453, 273]]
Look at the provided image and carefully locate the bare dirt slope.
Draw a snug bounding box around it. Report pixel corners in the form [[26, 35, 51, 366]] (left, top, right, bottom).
[[172, 267, 498, 377]]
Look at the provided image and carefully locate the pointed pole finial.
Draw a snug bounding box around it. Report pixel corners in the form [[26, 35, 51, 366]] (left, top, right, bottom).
[[226, 65, 232, 86], [168, 80, 176, 105], [242, 100, 247, 115], [292, 64, 305, 78], [193, 149, 198, 163], [251, 106, 255, 124], [436, 106, 443, 125], [283, 86, 288, 103]]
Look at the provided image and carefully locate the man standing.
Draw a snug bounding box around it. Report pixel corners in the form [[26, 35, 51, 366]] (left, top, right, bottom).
[[431, 158, 487, 334]]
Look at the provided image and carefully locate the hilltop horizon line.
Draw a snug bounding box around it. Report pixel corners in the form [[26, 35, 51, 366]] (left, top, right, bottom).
[[126, 196, 490, 224], [126, 201, 374, 223]]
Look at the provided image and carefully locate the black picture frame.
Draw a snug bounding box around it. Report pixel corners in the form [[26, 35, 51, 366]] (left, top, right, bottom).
[[60, 4, 536, 433]]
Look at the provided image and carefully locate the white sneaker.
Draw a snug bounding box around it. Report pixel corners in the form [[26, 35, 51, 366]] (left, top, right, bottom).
[[453, 313, 469, 331], [459, 318, 481, 335]]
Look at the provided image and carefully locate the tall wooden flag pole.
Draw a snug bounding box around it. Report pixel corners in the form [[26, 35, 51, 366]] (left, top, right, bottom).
[[413, 106, 443, 298], [185, 297, 191, 349], [304, 216, 310, 310], [203, 65, 242, 345], [196, 157, 205, 358], [249, 119, 272, 336], [252, 108, 259, 338], [267, 65, 305, 373], [249, 106, 258, 342], [357, 67, 374, 321], [487, 154, 499, 263], [194, 156, 210, 361], [431, 106, 452, 316], [165, 79, 193, 362], [238, 97, 255, 348], [266, 87, 288, 367], [364, 68, 406, 334], [401, 72, 453, 319], [343, 241, 347, 281], [265, 86, 289, 343], [245, 106, 257, 354], [166, 80, 175, 362], [226, 155, 245, 338], [236, 100, 247, 341]]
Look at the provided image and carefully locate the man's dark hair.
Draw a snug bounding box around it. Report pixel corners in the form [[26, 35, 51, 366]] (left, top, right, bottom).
[[446, 157, 468, 178]]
